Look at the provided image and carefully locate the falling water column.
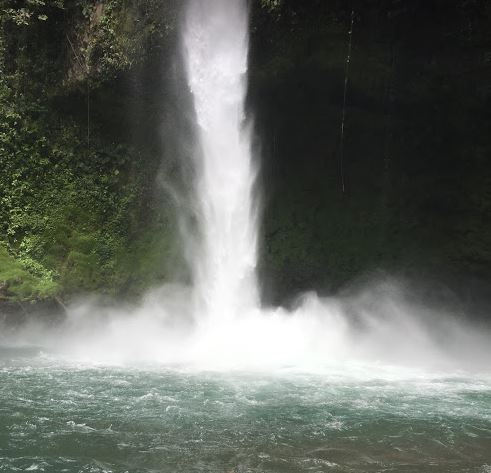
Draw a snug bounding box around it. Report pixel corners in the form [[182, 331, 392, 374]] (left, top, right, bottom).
[[183, 0, 259, 323]]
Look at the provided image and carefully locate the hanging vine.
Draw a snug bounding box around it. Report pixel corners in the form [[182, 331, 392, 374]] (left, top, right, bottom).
[[339, 9, 354, 194]]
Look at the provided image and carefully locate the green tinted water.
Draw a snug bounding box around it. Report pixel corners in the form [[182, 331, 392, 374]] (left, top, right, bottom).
[[1, 348, 490, 472]]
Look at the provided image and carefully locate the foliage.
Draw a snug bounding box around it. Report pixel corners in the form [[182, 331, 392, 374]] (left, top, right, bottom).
[[63, 0, 178, 87], [1, 0, 64, 26], [0, 78, 173, 299], [260, 0, 282, 13], [0, 1, 177, 302], [0, 245, 57, 300]]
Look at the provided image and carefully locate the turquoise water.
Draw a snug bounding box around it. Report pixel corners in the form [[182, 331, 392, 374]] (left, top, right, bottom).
[[1, 348, 490, 472]]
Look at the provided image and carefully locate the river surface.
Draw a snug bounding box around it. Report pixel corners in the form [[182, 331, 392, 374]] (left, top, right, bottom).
[[1, 347, 490, 472]]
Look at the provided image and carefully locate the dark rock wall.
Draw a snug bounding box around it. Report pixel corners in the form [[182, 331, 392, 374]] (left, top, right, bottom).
[[249, 0, 491, 303]]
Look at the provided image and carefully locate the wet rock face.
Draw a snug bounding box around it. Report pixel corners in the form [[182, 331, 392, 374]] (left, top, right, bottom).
[[248, 1, 491, 302], [0, 282, 7, 301], [0, 300, 66, 327]]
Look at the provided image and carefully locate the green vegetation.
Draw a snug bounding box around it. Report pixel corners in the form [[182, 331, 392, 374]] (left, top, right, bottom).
[[0, 245, 57, 300], [0, 0, 178, 303]]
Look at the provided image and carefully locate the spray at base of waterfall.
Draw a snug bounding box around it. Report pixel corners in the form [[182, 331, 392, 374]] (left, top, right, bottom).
[[3, 279, 489, 376]]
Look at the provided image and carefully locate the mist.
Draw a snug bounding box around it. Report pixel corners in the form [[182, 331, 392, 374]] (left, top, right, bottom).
[[1, 277, 488, 379]]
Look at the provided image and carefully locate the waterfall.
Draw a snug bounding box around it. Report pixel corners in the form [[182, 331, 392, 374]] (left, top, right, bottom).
[[183, 0, 259, 323], [14, 0, 487, 374]]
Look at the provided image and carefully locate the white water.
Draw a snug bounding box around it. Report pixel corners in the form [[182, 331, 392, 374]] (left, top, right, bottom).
[[183, 0, 259, 323], [2, 0, 490, 376]]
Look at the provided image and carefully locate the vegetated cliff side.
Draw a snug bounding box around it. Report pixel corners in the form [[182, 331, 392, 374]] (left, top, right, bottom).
[[0, 0, 182, 305]]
